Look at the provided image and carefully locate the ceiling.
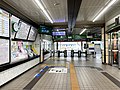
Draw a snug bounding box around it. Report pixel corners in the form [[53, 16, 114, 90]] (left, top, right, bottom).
[[2, 0, 120, 34]]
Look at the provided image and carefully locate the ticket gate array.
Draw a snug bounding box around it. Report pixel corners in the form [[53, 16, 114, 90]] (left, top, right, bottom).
[[58, 50, 67, 57], [57, 50, 87, 57]]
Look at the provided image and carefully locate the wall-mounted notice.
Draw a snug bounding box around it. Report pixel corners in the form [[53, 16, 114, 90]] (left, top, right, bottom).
[[0, 9, 9, 37], [0, 39, 9, 65], [16, 22, 30, 40], [28, 27, 37, 41]]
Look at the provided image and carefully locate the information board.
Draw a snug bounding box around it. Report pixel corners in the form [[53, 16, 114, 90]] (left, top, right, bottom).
[[0, 39, 9, 65], [39, 25, 52, 35], [0, 9, 9, 37], [16, 22, 30, 40], [28, 27, 37, 41], [52, 31, 66, 36]]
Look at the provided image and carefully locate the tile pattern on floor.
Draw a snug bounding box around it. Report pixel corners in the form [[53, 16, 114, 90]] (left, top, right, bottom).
[[75, 67, 120, 90], [0, 56, 120, 90], [0, 64, 46, 90], [32, 69, 71, 90]]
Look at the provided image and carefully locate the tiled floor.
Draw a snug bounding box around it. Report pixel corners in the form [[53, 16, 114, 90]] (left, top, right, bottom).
[[0, 64, 46, 90], [0, 55, 120, 90], [75, 67, 119, 90], [32, 70, 71, 90]]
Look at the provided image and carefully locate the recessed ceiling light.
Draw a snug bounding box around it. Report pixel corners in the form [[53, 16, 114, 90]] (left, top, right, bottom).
[[57, 29, 59, 31], [54, 3, 60, 6], [80, 28, 87, 35]]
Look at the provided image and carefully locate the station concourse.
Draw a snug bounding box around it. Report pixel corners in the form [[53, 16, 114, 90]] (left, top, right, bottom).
[[0, 0, 120, 90]]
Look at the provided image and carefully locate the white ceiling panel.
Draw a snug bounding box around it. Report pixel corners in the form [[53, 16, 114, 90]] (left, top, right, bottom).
[[2, 0, 120, 27], [3, 0, 67, 24], [3, 0, 48, 24], [42, 0, 68, 23], [105, 0, 120, 22], [77, 0, 116, 22]]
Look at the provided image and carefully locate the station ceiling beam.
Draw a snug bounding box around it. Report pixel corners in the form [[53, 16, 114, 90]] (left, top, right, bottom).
[[67, 0, 82, 33]]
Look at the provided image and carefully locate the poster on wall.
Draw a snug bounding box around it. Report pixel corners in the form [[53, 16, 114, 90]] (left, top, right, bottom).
[[0, 9, 9, 37], [28, 27, 37, 41], [11, 41, 37, 63], [11, 41, 28, 63], [15, 22, 30, 40], [112, 32, 118, 64], [0, 39, 9, 65]]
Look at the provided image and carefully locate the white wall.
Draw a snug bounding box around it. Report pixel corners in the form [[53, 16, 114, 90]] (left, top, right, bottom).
[[0, 58, 39, 86]]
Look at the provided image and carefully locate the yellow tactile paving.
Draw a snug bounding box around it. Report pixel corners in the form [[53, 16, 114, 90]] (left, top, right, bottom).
[[70, 63, 80, 90], [40, 64, 47, 67]]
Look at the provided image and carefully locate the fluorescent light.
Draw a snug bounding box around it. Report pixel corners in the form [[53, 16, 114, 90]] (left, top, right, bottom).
[[0, 9, 2, 13], [80, 29, 87, 35], [93, 0, 117, 22], [34, 0, 53, 23]]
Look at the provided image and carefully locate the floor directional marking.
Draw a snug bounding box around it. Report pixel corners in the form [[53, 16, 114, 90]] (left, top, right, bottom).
[[70, 63, 80, 90]]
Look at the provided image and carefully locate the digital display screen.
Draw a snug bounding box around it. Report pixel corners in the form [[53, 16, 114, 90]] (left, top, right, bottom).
[[52, 31, 66, 36], [28, 27, 37, 41], [0, 8, 9, 37], [0, 39, 9, 65], [39, 25, 52, 35], [16, 21, 30, 40]]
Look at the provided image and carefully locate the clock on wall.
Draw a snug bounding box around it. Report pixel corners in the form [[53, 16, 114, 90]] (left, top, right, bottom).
[[12, 22, 19, 32]]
